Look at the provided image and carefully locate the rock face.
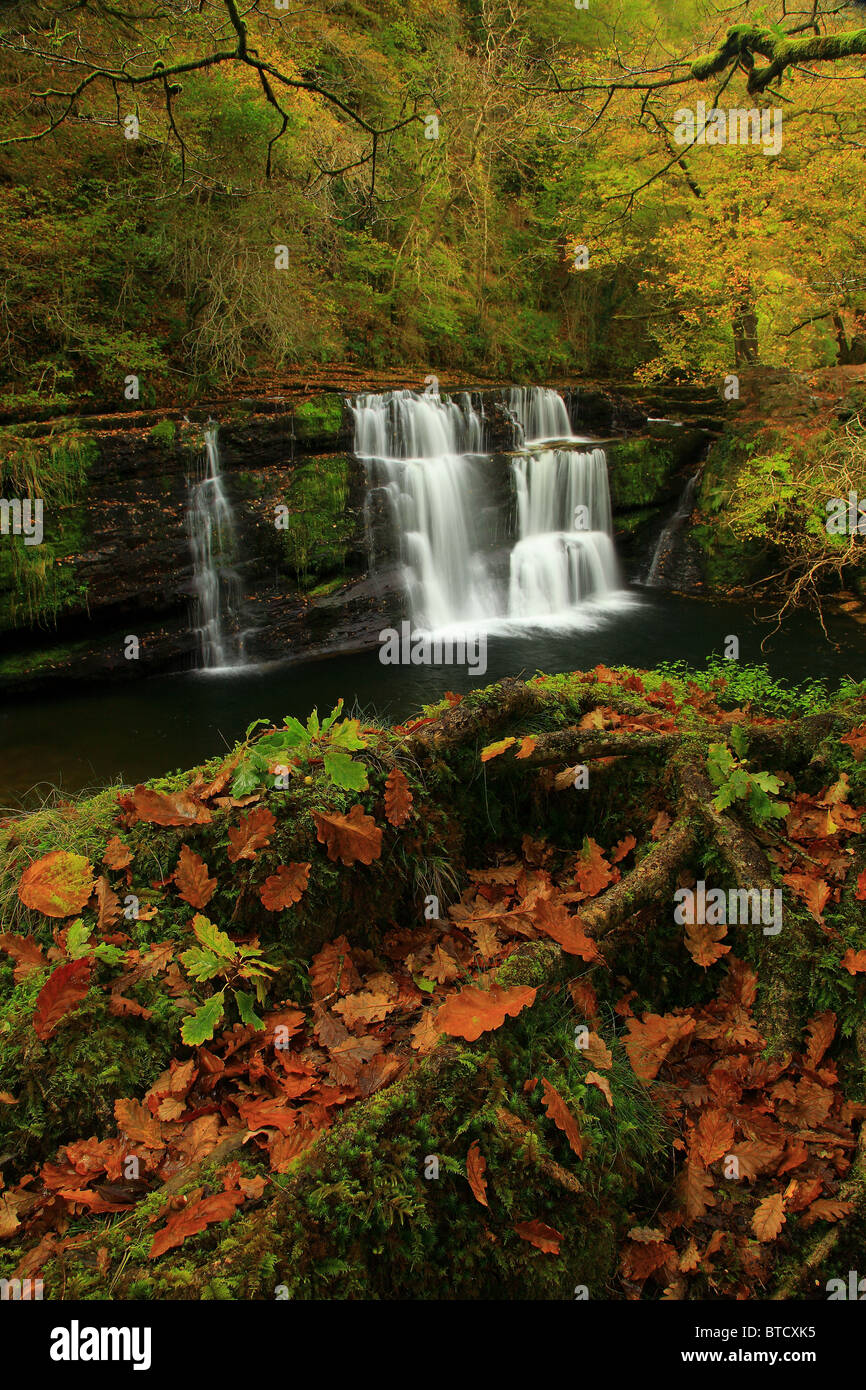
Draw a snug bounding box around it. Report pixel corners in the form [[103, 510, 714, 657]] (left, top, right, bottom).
[[0, 384, 721, 693]]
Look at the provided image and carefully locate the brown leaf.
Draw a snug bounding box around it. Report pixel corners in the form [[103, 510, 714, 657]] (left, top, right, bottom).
[[114, 1098, 165, 1150], [514, 1219, 562, 1254], [310, 935, 361, 1001], [312, 805, 382, 867], [227, 806, 277, 863], [611, 835, 637, 864], [532, 895, 600, 960], [692, 1110, 735, 1168], [541, 1079, 583, 1158], [0, 932, 46, 982], [268, 1130, 317, 1173], [132, 785, 211, 827], [33, 958, 93, 1040], [18, 851, 94, 919], [684, 919, 731, 969], [625, 1012, 695, 1082], [411, 1010, 442, 1054], [574, 838, 614, 897], [650, 810, 672, 839], [679, 1159, 716, 1220], [752, 1193, 786, 1242], [103, 836, 133, 870], [585, 1071, 613, 1107], [149, 1189, 245, 1258], [804, 1011, 836, 1069], [259, 862, 310, 911], [93, 875, 122, 931], [174, 844, 217, 910], [423, 943, 460, 984], [515, 736, 538, 760], [841, 948, 866, 975], [333, 989, 395, 1029], [435, 982, 536, 1041], [384, 767, 413, 827], [108, 994, 152, 1020], [466, 1141, 489, 1207]]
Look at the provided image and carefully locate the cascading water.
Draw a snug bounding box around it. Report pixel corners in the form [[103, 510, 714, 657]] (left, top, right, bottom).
[[508, 447, 620, 620], [506, 386, 573, 445], [352, 386, 625, 630], [188, 424, 246, 669], [352, 389, 497, 629], [643, 473, 701, 587]]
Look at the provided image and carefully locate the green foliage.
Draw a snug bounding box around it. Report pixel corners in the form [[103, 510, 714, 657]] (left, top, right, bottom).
[[706, 738, 788, 823], [232, 700, 369, 797], [179, 913, 276, 1043]]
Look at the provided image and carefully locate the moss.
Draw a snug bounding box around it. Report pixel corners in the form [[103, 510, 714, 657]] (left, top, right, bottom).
[[276, 454, 354, 588], [606, 438, 680, 509], [149, 419, 176, 446], [292, 394, 344, 443]]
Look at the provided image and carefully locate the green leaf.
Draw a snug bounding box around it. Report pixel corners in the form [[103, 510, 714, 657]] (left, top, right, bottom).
[[234, 989, 264, 1030], [181, 991, 225, 1045], [413, 973, 435, 994], [191, 913, 237, 961], [281, 716, 311, 749], [232, 758, 266, 798], [245, 717, 270, 741], [321, 699, 345, 733], [306, 707, 320, 738], [328, 717, 367, 751], [66, 919, 93, 959], [179, 946, 224, 981], [323, 748, 369, 791], [94, 942, 126, 965], [729, 725, 749, 759]]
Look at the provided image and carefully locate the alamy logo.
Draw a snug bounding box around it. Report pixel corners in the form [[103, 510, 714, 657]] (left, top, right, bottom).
[[673, 101, 783, 156], [0, 497, 43, 545], [827, 1270, 866, 1299], [826, 492, 865, 535], [674, 880, 782, 936], [49, 1321, 152, 1371], [378, 621, 487, 676], [0, 1277, 43, 1300]]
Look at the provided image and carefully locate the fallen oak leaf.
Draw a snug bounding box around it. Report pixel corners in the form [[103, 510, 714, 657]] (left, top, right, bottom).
[[174, 844, 217, 910], [132, 785, 211, 828], [227, 806, 277, 863], [540, 1079, 584, 1159], [513, 1219, 562, 1254], [466, 1141, 489, 1207], [312, 805, 382, 867], [585, 1071, 613, 1107], [752, 1192, 786, 1242], [0, 932, 46, 982], [384, 767, 413, 827], [149, 1188, 245, 1259], [259, 862, 310, 911], [435, 982, 536, 1042], [102, 836, 133, 870], [480, 737, 516, 762]]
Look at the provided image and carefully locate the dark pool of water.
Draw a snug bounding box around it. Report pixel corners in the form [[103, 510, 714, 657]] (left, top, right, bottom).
[[1, 587, 863, 806]]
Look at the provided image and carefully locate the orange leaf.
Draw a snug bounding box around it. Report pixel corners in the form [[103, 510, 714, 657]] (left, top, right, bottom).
[[575, 838, 614, 897], [33, 958, 93, 1040], [18, 851, 93, 919], [752, 1193, 786, 1242], [227, 806, 277, 863], [149, 1189, 245, 1259], [514, 1219, 562, 1254], [466, 1141, 489, 1206], [841, 948, 866, 975], [384, 767, 413, 827], [684, 920, 731, 969], [515, 736, 538, 760], [132, 785, 212, 827], [532, 895, 600, 960], [259, 862, 310, 911], [103, 836, 133, 870], [840, 723, 866, 762], [93, 875, 122, 932], [650, 811, 671, 839], [312, 805, 382, 867], [541, 1079, 584, 1158], [174, 844, 217, 909], [480, 737, 516, 762], [585, 1071, 613, 1107], [625, 1012, 695, 1082], [692, 1110, 735, 1168], [611, 835, 637, 864], [0, 932, 47, 982], [435, 982, 536, 1041], [114, 1097, 165, 1150]]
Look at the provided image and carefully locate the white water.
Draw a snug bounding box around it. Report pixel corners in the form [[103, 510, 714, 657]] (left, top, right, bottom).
[[506, 386, 573, 444], [188, 425, 246, 669], [644, 473, 700, 586], [352, 386, 626, 631]]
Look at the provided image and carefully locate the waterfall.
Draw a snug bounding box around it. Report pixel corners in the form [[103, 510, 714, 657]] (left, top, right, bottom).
[[508, 447, 620, 619], [506, 386, 573, 445], [352, 386, 624, 631], [351, 389, 496, 629], [643, 473, 700, 587], [188, 425, 246, 669]]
